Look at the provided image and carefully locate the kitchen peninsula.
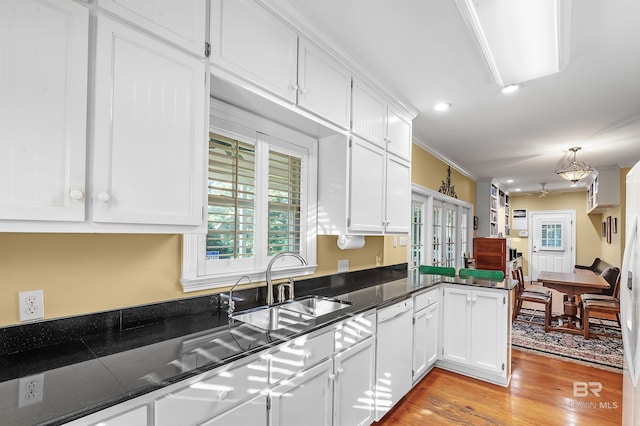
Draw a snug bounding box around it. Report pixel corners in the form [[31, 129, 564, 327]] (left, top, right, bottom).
[[0, 267, 514, 426]]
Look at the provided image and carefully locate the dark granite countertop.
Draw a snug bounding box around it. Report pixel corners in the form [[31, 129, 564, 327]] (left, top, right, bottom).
[[0, 268, 514, 426]]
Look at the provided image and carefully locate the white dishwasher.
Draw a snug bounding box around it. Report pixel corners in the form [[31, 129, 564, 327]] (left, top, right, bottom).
[[375, 297, 414, 421]]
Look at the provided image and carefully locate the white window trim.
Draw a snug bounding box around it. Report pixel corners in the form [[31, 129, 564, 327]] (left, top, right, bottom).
[[181, 99, 318, 292]]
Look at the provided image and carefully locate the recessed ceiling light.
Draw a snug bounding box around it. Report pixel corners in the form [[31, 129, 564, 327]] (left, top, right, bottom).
[[501, 84, 520, 94], [506, 179, 514, 183], [434, 102, 452, 112], [514, 188, 521, 192]]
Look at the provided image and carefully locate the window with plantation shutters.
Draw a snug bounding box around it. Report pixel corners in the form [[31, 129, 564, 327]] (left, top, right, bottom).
[[207, 135, 255, 260], [181, 99, 317, 291], [268, 150, 301, 255]]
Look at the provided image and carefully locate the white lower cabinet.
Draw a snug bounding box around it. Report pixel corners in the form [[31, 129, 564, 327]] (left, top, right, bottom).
[[269, 358, 334, 426], [333, 337, 376, 426], [440, 285, 511, 386], [154, 356, 269, 426], [201, 393, 267, 426], [412, 288, 439, 383]]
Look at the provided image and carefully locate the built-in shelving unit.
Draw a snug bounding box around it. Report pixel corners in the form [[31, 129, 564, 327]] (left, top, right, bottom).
[[476, 179, 509, 237]]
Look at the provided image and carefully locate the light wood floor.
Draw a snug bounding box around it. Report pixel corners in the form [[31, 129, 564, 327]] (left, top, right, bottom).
[[376, 349, 622, 426]]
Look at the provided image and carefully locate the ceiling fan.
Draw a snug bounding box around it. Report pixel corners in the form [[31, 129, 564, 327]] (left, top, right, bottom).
[[537, 183, 549, 198]]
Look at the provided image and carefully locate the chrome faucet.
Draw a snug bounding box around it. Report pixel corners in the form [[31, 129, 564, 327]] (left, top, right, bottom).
[[265, 252, 307, 305], [228, 275, 251, 318]]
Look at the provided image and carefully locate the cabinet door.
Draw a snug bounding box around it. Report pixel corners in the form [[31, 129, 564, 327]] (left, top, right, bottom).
[[385, 155, 411, 233], [155, 356, 268, 426], [89, 406, 147, 426], [442, 287, 470, 364], [386, 105, 411, 160], [470, 290, 505, 374], [98, 0, 207, 56], [269, 359, 333, 426], [211, 0, 298, 103], [333, 338, 375, 426], [351, 80, 386, 148], [349, 137, 385, 233], [93, 16, 205, 225], [0, 0, 88, 222], [200, 393, 267, 426], [297, 38, 351, 129], [412, 302, 439, 382]]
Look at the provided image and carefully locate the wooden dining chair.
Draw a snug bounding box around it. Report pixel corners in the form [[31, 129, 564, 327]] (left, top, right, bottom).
[[581, 271, 621, 340], [511, 266, 553, 332]]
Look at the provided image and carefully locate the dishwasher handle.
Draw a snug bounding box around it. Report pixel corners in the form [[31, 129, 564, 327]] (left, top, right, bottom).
[[377, 299, 413, 323]]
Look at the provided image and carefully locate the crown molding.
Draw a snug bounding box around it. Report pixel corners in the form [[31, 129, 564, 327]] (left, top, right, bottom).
[[412, 136, 477, 181]]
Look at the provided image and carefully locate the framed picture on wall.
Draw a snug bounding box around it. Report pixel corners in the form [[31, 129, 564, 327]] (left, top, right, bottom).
[[602, 222, 607, 238], [606, 216, 612, 244]]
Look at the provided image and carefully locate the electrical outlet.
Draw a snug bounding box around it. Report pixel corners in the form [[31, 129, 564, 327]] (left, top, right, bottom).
[[338, 259, 349, 272], [392, 236, 398, 247], [399, 237, 408, 246], [18, 373, 45, 407], [19, 290, 44, 322]]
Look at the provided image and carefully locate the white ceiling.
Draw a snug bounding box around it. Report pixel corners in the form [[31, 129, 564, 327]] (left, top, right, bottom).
[[277, 0, 640, 194]]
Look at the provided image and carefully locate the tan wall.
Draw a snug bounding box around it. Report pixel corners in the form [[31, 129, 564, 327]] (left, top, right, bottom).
[[509, 181, 626, 278], [412, 144, 476, 205]]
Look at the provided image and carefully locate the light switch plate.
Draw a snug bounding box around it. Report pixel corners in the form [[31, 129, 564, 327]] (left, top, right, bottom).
[[338, 259, 349, 272]]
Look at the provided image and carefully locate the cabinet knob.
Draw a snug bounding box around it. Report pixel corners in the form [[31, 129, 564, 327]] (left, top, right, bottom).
[[97, 193, 110, 202], [304, 352, 313, 360], [69, 190, 84, 200], [289, 84, 299, 91], [298, 87, 306, 94], [217, 390, 228, 401]]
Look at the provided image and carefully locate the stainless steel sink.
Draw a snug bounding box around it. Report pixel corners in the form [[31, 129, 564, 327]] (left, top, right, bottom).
[[231, 305, 314, 331], [231, 296, 351, 331], [281, 296, 351, 317]]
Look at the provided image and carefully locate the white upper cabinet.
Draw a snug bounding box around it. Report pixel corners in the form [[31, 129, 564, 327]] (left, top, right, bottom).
[[386, 104, 412, 160], [93, 16, 206, 226], [210, 0, 353, 130], [297, 38, 351, 129], [318, 135, 410, 235], [385, 155, 411, 233], [351, 80, 387, 148], [0, 0, 88, 222], [211, 0, 298, 103], [349, 137, 386, 234], [98, 0, 207, 56], [352, 79, 412, 160]]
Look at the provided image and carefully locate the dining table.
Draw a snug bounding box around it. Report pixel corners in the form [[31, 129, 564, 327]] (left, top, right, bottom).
[[536, 270, 610, 334]]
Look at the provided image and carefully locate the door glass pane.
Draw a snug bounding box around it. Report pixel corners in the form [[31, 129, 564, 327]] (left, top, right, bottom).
[[461, 208, 469, 260], [541, 221, 563, 250], [433, 203, 443, 266], [411, 200, 424, 268], [445, 206, 456, 267]]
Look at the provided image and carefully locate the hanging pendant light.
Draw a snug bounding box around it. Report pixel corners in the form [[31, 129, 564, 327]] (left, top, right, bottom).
[[555, 147, 594, 183]]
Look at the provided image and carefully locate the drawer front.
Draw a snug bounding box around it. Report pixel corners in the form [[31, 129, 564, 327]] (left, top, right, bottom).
[[414, 288, 439, 312], [270, 330, 334, 383], [155, 356, 268, 426], [335, 310, 376, 352]]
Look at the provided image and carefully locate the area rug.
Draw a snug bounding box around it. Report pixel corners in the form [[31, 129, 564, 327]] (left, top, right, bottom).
[[511, 308, 623, 371]]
